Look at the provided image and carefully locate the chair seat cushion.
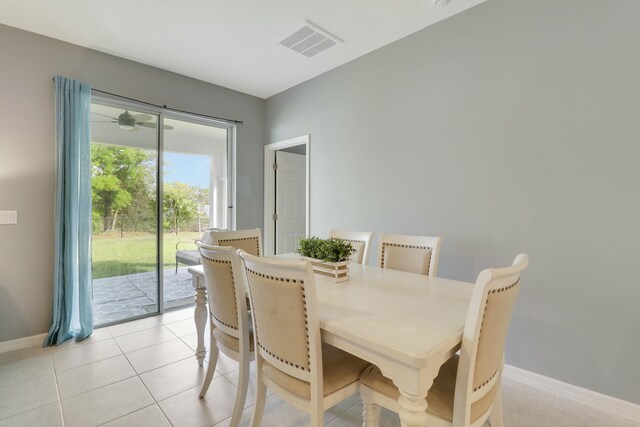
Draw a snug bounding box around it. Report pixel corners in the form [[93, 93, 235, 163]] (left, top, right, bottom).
[[213, 324, 255, 352], [262, 344, 370, 400], [176, 250, 202, 265], [360, 355, 496, 423]]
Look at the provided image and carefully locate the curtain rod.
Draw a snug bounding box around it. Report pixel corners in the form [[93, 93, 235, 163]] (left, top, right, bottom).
[[51, 77, 243, 125]]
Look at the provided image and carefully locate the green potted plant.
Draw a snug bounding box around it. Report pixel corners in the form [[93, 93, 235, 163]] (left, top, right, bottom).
[[297, 236, 356, 282]]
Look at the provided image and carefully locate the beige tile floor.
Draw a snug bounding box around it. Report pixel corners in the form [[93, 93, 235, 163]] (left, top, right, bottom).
[[0, 307, 638, 427]]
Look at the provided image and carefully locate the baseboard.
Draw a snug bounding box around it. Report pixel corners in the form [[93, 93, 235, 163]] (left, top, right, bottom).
[[0, 333, 46, 354], [504, 364, 640, 422]]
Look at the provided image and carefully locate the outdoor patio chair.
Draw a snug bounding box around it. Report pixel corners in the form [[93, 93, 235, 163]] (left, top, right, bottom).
[[174, 228, 226, 273]]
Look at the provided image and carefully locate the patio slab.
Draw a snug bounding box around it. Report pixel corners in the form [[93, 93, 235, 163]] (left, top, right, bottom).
[[93, 268, 195, 325]]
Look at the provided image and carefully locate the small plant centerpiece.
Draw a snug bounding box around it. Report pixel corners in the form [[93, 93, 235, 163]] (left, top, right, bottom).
[[297, 236, 356, 283]]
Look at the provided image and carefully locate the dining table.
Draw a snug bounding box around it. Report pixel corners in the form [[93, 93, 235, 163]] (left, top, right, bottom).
[[188, 254, 474, 427]]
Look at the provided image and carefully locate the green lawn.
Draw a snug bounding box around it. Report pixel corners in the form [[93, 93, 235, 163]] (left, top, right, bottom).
[[92, 232, 201, 279]]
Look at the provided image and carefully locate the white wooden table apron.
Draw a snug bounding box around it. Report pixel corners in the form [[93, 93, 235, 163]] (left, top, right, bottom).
[[189, 256, 473, 427]]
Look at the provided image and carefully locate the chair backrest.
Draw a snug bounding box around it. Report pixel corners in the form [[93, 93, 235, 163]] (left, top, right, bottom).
[[328, 229, 374, 264], [212, 228, 263, 257], [453, 254, 529, 426], [238, 252, 323, 400], [197, 243, 249, 341], [377, 233, 442, 276]]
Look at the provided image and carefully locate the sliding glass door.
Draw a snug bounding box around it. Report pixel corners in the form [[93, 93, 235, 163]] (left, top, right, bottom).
[[90, 98, 234, 326], [90, 102, 160, 325], [162, 114, 230, 310]]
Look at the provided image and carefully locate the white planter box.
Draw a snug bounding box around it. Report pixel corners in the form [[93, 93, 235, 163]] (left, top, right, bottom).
[[301, 257, 350, 283]]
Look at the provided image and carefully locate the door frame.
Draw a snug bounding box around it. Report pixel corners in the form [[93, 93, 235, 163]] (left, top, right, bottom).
[[264, 135, 310, 256]]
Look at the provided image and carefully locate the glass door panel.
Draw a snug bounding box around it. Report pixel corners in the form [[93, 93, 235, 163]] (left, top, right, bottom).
[[90, 102, 160, 326], [163, 117, 229, 310]]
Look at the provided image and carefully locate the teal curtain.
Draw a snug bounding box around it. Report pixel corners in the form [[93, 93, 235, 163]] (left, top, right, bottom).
[[44, 76, 93, 346]]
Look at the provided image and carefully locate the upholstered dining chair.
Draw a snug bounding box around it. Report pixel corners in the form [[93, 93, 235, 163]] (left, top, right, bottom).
[[197, 243, 254, 427], [212, 228, 263, 257], [328, 229, 374, 264], [377, 233, 442, 276], [360, 254, 529, 427], [238, 252, 371, 427]]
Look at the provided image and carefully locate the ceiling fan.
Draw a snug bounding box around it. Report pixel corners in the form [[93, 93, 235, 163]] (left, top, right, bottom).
[[92, 110, 173, 131]]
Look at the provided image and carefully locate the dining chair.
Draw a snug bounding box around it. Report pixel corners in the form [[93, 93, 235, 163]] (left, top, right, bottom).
[[238, 251, 371, 427], [360, 253, 529, 427], [197, 243, 254, 427], [377, 232, 442, 276], [212, 228, 263, 257], [328, 229, 374, 264]]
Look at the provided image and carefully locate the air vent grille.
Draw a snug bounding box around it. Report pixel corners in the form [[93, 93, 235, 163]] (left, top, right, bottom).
[[279, 21, 342, 58]]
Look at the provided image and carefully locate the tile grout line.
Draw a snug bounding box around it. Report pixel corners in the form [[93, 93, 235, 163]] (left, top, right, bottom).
[[113, 327, 180, 354], [54, 352, 123, 376], [112, 326, 220, 425], [95, 403, 162, 427], [108, 330, 175, 426], [0, 349, 67, 424], [106, 322, 164, 338], [127, 345, 196, 375], [329, 396, 363, 426], [51, 349, 68, 427], [543, 393, 559, 427]]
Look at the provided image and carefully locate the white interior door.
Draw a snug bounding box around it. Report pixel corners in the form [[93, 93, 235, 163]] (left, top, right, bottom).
[[275, 151, 306, 254]]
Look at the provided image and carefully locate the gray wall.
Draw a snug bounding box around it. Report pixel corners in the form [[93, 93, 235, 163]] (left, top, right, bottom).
[[266, 0, 640, 404], [0, 24, 265, 342]]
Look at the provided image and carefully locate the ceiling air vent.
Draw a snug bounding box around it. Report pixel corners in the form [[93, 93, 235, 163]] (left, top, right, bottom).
[[279, 21, 342, 58]]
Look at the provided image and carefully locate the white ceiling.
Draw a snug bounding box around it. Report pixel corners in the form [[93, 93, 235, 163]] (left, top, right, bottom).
[[0, 0, 487, 99]]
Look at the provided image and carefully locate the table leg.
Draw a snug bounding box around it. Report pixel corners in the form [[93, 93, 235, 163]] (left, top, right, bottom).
[[193, 274, 207, 366], [398, 391, 429, 427], [394, 361, 444, 427]]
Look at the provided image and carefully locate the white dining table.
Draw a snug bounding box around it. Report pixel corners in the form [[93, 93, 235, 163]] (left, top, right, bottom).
[[188, 255, 474, 427]]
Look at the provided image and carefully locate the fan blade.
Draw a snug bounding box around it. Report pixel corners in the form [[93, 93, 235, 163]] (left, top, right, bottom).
[[133, 114, 153, 122], [92, 112, 117, 120], [135, 122, 174, 130], [137, 122, 157, 129]]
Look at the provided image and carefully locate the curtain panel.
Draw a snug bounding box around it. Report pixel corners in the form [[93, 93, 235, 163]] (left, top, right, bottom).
[[44, 76, 93, 346]]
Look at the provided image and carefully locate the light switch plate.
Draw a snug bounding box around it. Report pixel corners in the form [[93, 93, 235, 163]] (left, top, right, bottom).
[[0, 211, 18, 225]]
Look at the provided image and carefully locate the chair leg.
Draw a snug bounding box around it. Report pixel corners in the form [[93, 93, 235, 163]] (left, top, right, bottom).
[[250, 364, 267, 427], [361, 387, 381, 427], [310, 408, 324, 427], [199, 328, 218, 398], [307, 394, 324, 427], [489, 385, 504, 427], [229, 356, 250, 427]]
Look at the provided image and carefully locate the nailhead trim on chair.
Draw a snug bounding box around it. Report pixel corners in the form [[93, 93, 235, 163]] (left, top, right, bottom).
[[219, 237, 261, 256], [332, 238, 365, 245], [380, 242, 433, 274], [489, 279, 520, 294], [474, 368, 500, 392], [474, 278, 521, 392], [201, 255, 239, 331], [246, 268, 311, 372]]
